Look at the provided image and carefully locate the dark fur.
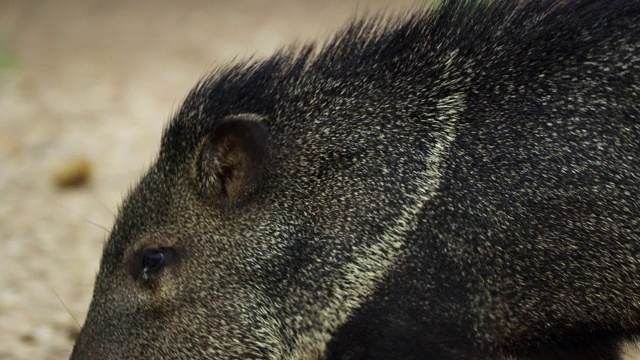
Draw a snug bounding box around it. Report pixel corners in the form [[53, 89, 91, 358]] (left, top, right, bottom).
[[71, 0, 640, 359]]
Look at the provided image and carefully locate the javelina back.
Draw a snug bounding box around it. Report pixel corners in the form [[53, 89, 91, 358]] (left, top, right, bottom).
[[70, 0, 640, 359]]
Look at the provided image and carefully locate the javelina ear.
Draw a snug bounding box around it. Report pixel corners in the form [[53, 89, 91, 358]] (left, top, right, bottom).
[[195, 115, 268, 204]]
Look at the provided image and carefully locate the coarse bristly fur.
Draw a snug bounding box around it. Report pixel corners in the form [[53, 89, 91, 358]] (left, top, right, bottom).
[[70, 0, 640, 359]]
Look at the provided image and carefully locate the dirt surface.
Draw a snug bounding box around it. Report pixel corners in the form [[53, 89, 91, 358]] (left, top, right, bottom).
[[0, 0, 418, 358]]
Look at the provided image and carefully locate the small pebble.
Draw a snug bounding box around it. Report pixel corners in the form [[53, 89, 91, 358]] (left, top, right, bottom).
[[53, 157, 92, 188], [19, 333, 36, 344]]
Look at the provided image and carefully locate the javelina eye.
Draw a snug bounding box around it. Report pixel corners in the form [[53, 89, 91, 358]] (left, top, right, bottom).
[[143, 249, 165, 271], [137, 247, 174, 282]]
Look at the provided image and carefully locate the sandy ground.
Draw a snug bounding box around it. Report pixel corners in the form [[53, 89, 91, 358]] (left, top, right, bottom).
[[0, 0, 419, 359]]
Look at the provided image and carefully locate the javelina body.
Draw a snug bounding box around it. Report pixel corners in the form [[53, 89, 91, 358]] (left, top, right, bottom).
[[71, 0, 640, 359]]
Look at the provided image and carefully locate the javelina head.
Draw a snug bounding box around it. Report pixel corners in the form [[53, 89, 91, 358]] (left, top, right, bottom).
[[67, 69, 419, 357], [68, 54, 443, 356]]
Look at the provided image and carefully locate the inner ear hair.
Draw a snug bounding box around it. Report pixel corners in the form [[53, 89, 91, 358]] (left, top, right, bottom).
[[196, 114, 269, 205]]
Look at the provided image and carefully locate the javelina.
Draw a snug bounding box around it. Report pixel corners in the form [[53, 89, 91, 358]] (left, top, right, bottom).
[[70, 0, 640, 358]]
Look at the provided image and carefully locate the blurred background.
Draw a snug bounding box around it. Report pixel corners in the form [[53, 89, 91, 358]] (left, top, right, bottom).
[[0, 0, 419, 358]]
